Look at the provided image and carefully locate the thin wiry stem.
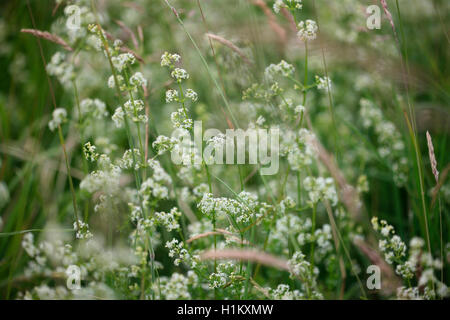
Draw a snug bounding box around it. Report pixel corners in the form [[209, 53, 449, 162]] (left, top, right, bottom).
[[26, 0, 80, 231], [393, 0, 432, 257], [163, 0, 239, 128], [72, 80, 90, 221], [90, 0, 157, 299]]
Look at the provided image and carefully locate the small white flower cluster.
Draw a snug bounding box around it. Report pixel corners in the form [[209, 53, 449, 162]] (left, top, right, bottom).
[[87, 24, 108, 52], [313, 224, 333, 257], [111, 106, 125, 127], [288, 251, 322, 298], [154, 207, 182, 232], [172, 135, 203, 171], [20, 230, 132, 299], [80, 161, 122, 195], [204, 133, 226, 162], [171, 67, 189, 83], [294, 104, 305, 115], [22, 233, 40, 258], [139, 160, 172, 202], [152, 135, 179, 155], [360, 99, 408, 186], [268, 214, 308, 253], [160, 51, 181, 67], [264, 60, 295, 81], [209, 271, 227, 289], [111, 52, 135, 72], [165, 238, 199, 268], [129, 71, 147, 89], [112, 99, 147, 127], [160, 52, 189, 83], [118, 148, 142, 170], [79, 98, 108, 120], [208, 262, 238, 289], [288, 251, 311, 278], [165, 89, 179, 103], [64, 5, 95, 43], [74, 219, 93, 239], [166, 88, 198, 104], [83, 142, 99, 162], [402, 237, 447, 299], [315, 75, 332, 92], [170, 109, 193, 130], [157, 272, 196, 300], [107, 74, 126, 91], [48, 108, 68, 131], [22, 232, 76, 277], [197, 191, 262, 225], [273, 0, 302, 14], [185, 88, 198, 102], [269, 284, 304, 300], [21, 284, 69, 300], [297, 20, 318, 41], [161, 53, 197, 131], [372, 217, 406, 265], [207, 133, 226, 149], [303, 176, 338, 206], [285, 128, 317, 171], [46, 52, 74, 87]]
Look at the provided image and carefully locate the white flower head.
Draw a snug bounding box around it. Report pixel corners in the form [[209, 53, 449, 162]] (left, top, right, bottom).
[[297, 19, 318, 41], [48, 108, 67, 131]]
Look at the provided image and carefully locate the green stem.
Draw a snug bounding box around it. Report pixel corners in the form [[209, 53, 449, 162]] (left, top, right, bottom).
[[57, 126, 80, 231], [73, 81, 90, 221], [309, 203, 317, 271]]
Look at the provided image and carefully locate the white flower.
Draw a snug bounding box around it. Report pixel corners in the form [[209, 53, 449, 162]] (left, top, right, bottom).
[[273, 0, 302, 14], [129, 72, 147, 88], [185, 88, 198, 102], [111, 53, 135, 72], [161, 52, 181, 67], [294, 105, 305, 114], [270, 284, 304, 300], [112, 107, 125, 128], [315, 75, 331, 91], [46, 52, 74, 86], [171, 68, 189, 82], [171, 108, 193, 130], [297, 20, 318, 41], [107, 75, 125, 90], [165, 89, 179, 103], [265, 60, 295, 81], [303, 176, 338, 206], [79, 98, 108, 119], [83, 142, 99, 161], [48, 108, 67, 131], [73, 220, 93, 239], [273, 0, 285, 13], [152, 135, 178, 155]]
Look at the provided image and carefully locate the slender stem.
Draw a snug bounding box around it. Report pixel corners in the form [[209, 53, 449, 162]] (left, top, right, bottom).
[[123, 68, 146, 164], [57, 127, 80, 231], [73, 81, 90, 221], [90, 0, 156, 298], [394, 1, 432, 259], [25, 0, 80, 231], [163, 0, 239, 128], [309, 203, 317, 271]]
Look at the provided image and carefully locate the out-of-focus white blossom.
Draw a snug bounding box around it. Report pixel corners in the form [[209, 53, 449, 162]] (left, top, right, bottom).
[[48, 108, 67, 131]]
